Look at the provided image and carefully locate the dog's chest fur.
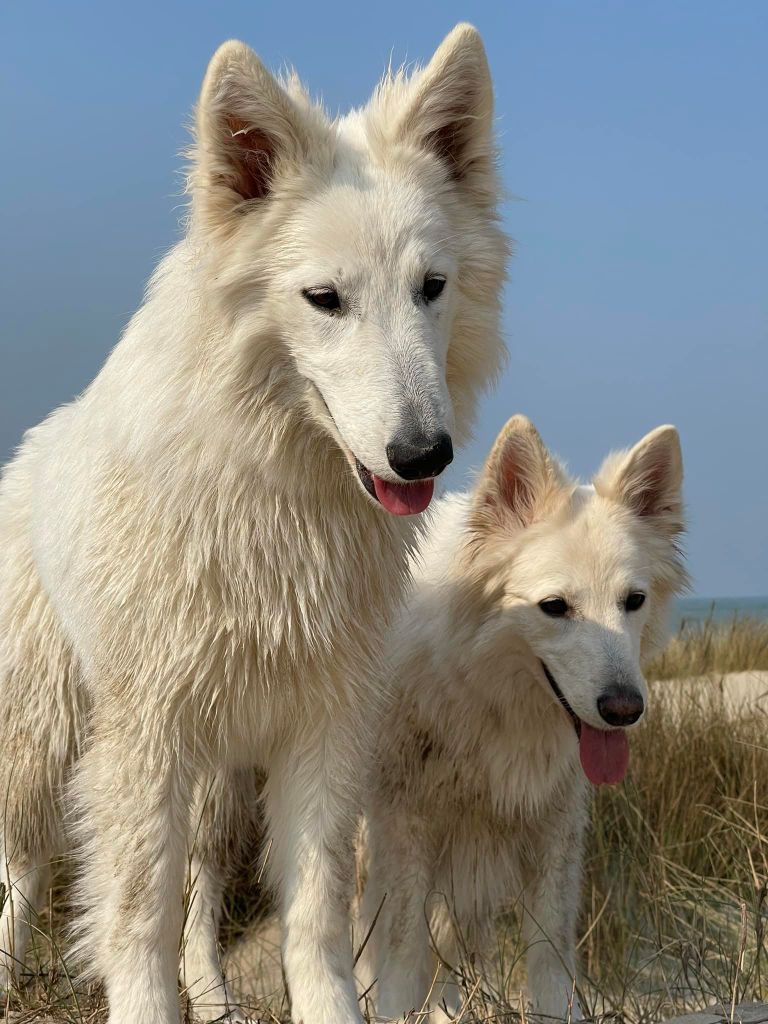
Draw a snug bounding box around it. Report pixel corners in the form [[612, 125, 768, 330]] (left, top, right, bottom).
[[382, 655, 579, 828], [23, 284, 411, 761]]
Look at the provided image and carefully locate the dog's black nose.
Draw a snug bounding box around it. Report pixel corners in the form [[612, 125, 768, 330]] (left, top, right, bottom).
[[386, 430, 453, 481], [597, 687, 645, 727]]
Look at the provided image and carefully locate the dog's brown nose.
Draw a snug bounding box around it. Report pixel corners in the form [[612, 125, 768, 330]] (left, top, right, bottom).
[[597, 687, 644, 727]]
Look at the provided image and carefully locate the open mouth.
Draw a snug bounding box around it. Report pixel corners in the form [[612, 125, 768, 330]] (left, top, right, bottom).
[[312, 387, 435, 517], [354, 459, 434, 517], [540, 661, 630, 787], [541, 662, 582, 737]]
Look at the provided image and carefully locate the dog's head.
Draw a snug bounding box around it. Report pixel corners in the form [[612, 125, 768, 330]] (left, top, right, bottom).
[[466, 415, 687, 784], [189, 26, 507, 516]]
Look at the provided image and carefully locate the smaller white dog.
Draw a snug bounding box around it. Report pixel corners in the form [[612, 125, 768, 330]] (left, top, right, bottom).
[[358, 414, 687, 1020]]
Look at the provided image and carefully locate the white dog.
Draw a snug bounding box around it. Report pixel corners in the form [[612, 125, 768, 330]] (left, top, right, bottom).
[[358, 415, 687, 1020], [0, 25, 506, 1024]]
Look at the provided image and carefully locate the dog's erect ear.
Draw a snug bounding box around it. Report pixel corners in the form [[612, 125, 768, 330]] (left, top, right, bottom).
[[595, 425, 684, 533], [192, 41, 327, 225], [471, 415, 560, 531], [394, 24, 495, 199]]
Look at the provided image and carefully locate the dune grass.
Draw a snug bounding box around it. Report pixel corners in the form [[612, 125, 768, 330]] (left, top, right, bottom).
[[647, 614, 768, 681], [581, 629, 768, 1022], [3, 618, 768, 1022]]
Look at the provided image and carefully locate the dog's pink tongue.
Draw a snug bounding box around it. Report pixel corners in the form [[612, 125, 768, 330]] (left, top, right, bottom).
[[372, 476, 434, 516], [579, 724, 629, 785]]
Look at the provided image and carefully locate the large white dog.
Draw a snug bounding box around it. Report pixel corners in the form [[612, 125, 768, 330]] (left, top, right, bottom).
[[0, 26, 506, 1024], [358, 415, 687, 1020]]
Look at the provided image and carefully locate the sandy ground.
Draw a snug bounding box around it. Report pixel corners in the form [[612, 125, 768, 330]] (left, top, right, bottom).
[[666, 1004, 768, 1024], [651, 669, 768, 718], [225, 915, 286, 1016]]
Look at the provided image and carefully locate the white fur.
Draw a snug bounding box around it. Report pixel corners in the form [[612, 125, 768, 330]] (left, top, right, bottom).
[[0, 24, 506, 1024], [357, 416, 688, 1021]]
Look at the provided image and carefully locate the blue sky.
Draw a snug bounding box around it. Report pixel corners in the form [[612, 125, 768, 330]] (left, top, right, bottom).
[[2, 1, 766, 597]]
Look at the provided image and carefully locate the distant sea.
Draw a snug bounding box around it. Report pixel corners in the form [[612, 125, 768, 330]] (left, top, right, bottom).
[[671, 596, 768, 630]]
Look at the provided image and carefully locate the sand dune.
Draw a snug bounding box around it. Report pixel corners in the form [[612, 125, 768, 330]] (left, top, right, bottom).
[[652, 669, 768, 718]]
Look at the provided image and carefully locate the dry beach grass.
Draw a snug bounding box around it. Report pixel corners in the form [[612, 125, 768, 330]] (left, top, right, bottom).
[[3, 618, 768, 1023], [648, 615, 768, 681]]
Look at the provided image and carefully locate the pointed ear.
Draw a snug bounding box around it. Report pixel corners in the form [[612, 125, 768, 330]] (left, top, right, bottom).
[[471, 416, 562, 531], [192, 41, 328, 225], [594, 425, 684, 532], [394, 24, 495, 200]]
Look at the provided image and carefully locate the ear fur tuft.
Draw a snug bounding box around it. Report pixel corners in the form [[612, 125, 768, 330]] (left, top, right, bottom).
[[367, 24, 497, 205], [594, 425, 684, 534], [190, 40, 330, 225], [470, 415, 565, 532]]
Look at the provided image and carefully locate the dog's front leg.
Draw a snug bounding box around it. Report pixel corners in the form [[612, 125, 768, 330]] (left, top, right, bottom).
[[264, 714, 364, 1024], [522, 786, 588, 1022], [73, 722, 193, 1024], [182, 768, 262, 1023], [365, 807, 438, 1020], [181, 853, 249, 1023]]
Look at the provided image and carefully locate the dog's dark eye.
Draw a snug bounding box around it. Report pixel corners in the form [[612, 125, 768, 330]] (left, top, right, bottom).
[[625, 592, 646, 612], [539, 598, 569, 618], [303, 288, 341, 313], [423, 276, 446, 302]]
